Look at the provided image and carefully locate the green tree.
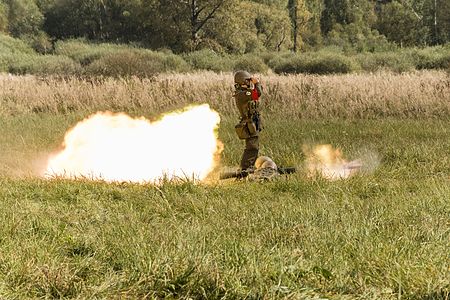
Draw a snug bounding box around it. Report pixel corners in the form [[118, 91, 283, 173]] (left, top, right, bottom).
[[198, 0, 291, 53], [0, 2, 8, 32], [320, 0, 352, 35], [288, 0, 310, 51], [188, 0, 229, 48], [375, 0, 429, 46], [138, 0, 190, 51], [254, 2, 291, 51], [301, 0, 323, 49], [435, 0, 450, 43], [318, 0, 386, 51], [100, 0, 142, 42], [138, 0, 233, 52], [422, 0, 450, 44], [6, 0, 44, 36], [42, 0, 143, 41], [42, 0, 104, 39], [201, 1, 256, 53]]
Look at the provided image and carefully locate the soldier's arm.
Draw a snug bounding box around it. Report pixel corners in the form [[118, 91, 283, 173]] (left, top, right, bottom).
[[251, 77, 262, 97]]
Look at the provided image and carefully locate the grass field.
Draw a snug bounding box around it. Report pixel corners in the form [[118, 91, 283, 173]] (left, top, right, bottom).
[[0, 71, 449, 299]]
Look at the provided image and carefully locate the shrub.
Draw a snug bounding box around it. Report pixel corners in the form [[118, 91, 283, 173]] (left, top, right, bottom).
[[0, 33, 35, 55], [355, 52, 415, 73], [20, 31, 53, 54], [266, 52, 296, 71], [409, 47, 450, 70], [308, 53, 357, 74], [5, 53, 34, 74], [325, 25, 395, 53], [85, 49, 190, 78], [183, 49, 233, 72], [271, 55, 307, 74], [272, 52, 357, 75], [8, 55, 82, 76], [258, 51, 279, 65], [0, 54, 8, 72], [158, 51, 191, 73], [0, 2, 7, 33], [85, 50, 156, 78], [432, 53, 450, 70], [233, 54, 269, 74], [54, 39, 129, 66]]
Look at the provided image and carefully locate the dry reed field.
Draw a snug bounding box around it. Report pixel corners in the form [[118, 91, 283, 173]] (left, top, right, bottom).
[[0, 71, 449, 118]]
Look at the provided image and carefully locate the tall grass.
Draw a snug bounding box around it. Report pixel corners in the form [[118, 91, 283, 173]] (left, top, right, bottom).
[[0, 117, 448, 298], [0, 71, 449, 298], [0, 71, 448, 118]]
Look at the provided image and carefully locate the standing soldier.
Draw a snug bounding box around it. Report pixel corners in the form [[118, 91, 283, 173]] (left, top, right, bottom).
[[233, 70, 263, 171]]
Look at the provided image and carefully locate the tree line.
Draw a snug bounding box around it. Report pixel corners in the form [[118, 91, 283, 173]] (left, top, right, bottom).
[[0, 0, 449, 54]]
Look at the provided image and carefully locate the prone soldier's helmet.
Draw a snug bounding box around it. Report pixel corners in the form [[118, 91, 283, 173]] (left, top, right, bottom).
[[249, 157, 279, 181], [234, 70, 251, 85], [261, 160, 277, 170], [255, 156, 273, 169]]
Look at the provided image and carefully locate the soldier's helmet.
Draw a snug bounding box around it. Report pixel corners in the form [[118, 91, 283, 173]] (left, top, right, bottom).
[[254, 156, 273, 169], [261, 160, 277, 170], [234, 70, 251, 85]]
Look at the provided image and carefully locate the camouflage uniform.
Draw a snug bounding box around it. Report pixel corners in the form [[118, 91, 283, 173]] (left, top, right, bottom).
[[233, 71, 263, 170], [247, 167, 279, 181]]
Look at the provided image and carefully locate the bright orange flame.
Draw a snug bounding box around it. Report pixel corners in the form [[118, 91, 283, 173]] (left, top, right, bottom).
[[305, 144, 362, 180], [45, 104, 222, 183]]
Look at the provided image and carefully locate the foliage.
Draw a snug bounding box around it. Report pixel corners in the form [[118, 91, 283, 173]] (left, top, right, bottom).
[[253, 1, 292, 51], [0, 55, 7, 72], [201, 1, 263, 54], [432, 0, 450, 44], [0, 1, 8, 32], [0, 32, 35, 54], [54, 39, 131, 66], [42, 0, 113, 40], [85, 49, 190, 78], [183, 49, 233, 72], [375, 1, 429, 47], [232, 54, 269, 74], [0, 0, 449, 54], [0, 34, 79, 75], [1, 33, 450, 77], [6, 0, 44, 37], [20, 31, 52, 54], [355, 51, 415, 73], [409, 46, 450, 70], [325, 24, 394, 53], [271, 51, 358, 74], [8, 54, 81, 76], [288, 0, 311, 52]]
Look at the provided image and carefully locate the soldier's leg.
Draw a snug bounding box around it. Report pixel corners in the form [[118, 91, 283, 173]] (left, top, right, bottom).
[[240, 136, 259, 170]]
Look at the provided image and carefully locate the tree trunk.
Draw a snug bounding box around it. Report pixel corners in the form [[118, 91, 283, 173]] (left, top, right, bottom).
[[191, 0, 199, 44], [289, 0, 299, 52], [189, 0, 225, 49]]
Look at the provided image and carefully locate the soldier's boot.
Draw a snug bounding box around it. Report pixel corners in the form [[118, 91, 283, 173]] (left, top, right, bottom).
[[240, 148, 259, 171]]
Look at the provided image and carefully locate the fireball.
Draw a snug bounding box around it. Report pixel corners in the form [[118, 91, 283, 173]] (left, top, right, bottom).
[[305, 144, 362, 180], [45, 104, 222, 183]]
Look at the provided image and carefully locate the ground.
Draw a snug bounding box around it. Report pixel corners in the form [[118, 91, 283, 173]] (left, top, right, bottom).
[[0, 72, 449, 299]]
